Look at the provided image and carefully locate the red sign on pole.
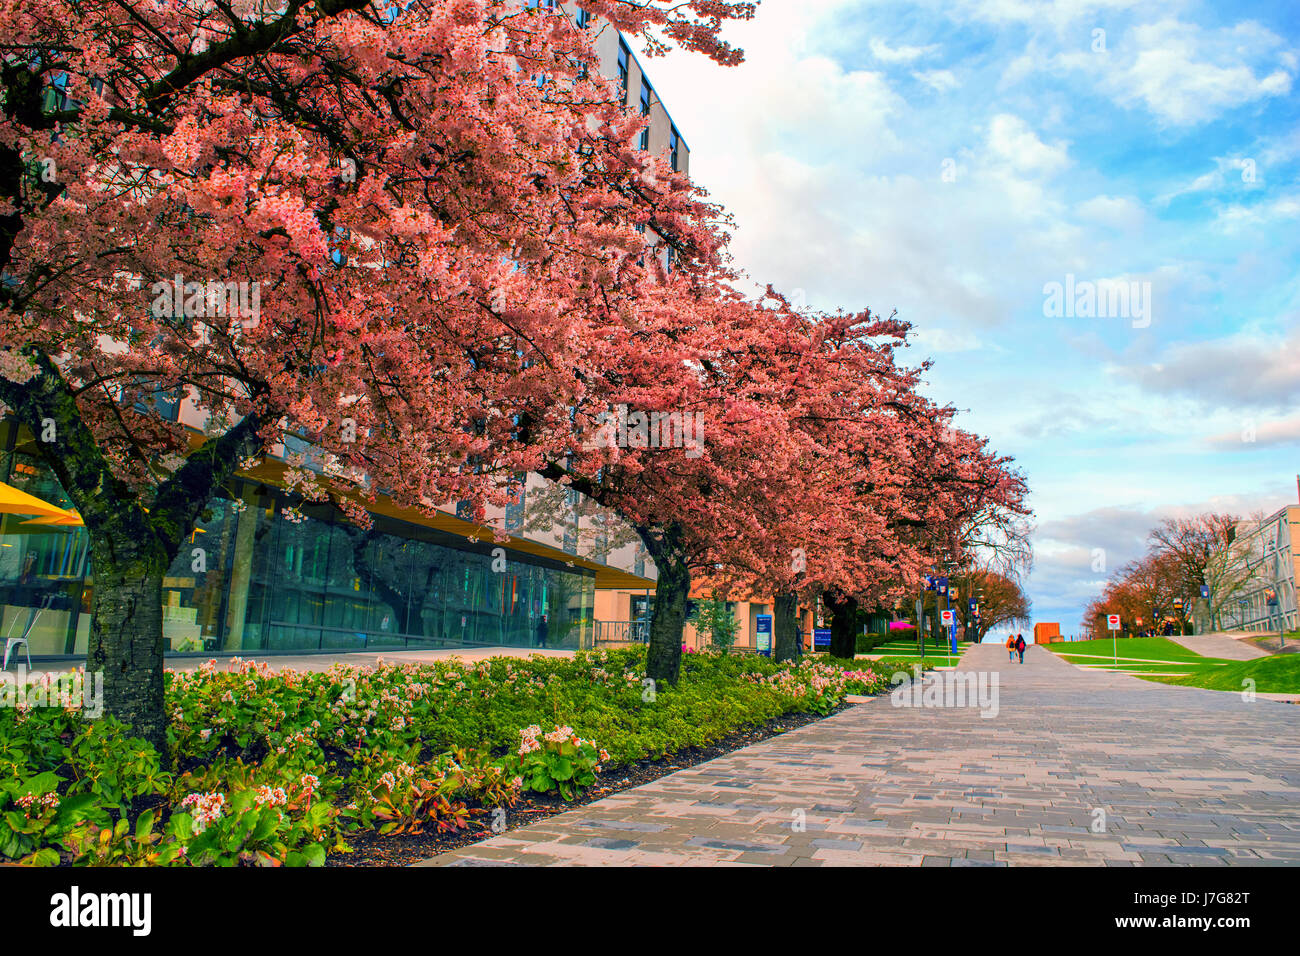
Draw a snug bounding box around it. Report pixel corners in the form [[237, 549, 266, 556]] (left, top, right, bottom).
[[1107, 614, 1121, 630]]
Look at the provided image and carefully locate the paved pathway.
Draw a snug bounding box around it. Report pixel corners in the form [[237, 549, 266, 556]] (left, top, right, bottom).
[[421, 643, 1300, 866], [1167, 632, 1270, 662]]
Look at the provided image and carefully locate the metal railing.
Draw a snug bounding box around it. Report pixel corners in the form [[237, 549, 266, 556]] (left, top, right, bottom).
[[594, 620, 649, 645]]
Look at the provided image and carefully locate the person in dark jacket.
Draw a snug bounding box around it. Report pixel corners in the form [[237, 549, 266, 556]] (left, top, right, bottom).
[[536, 614, 548, 649], [1015, 633, 1027, 663]]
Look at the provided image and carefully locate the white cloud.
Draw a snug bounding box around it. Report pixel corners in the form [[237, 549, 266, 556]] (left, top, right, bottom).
[[959, 0, 1149, 30], [869, 38, 941, 63], [1215, 192, 1300, 232], [911, 327, 985, 352], [639, 8, 1089, 326], [1075, 194, 1145, 231], [912, 69, 960, 92], [1090, 19, 1295, 126], [1122, 325, 1300, 412], [984, 114, 1070, 177], [1207, 416, 1300, 451]]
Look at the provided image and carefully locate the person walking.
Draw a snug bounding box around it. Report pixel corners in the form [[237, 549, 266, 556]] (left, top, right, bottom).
[[1005, 633, 1016, 662], [1015, 633, 1027, 664], [536, 614, 548, 649]]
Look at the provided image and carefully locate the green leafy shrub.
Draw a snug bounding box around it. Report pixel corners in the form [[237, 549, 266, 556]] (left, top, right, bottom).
[[510, 725, 604, 801], [856, 631, 896, 653], [1, 771, 108, 864], [63, 810, 184, 866], [342, 750, 470, 837], [689, 593, 740, 648]]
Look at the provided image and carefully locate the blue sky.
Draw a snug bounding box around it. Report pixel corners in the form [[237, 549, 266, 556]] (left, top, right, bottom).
[[643, 0, 1300, 630]]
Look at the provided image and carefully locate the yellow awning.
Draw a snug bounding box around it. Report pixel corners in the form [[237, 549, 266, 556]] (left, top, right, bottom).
[[19, 509, 83, 527], [0, 480, 75, 519]]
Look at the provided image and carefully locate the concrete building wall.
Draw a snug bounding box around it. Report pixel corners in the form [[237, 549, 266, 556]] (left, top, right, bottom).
[[587, 15, 690, 177]]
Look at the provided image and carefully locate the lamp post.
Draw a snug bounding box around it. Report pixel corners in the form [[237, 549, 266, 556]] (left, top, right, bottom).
[[941, 555, 959, 656]]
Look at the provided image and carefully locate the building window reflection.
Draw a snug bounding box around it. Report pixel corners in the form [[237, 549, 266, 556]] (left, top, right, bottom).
[[0, 420, 595, 657]]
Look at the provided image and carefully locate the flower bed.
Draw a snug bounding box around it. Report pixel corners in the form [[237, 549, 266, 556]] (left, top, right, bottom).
[[0, 648, 919, 867]]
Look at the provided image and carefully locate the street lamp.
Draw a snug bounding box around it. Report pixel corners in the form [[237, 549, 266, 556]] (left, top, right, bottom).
[[941, 555, 960, 655]]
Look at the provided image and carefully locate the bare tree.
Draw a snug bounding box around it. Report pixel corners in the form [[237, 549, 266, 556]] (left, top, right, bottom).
[[951, 568, 1031, 643], [1148, 514, 1237, 595]]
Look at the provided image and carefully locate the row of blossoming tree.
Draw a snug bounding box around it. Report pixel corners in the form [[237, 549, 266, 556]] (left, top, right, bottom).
[[0, 0, 1028, 748]]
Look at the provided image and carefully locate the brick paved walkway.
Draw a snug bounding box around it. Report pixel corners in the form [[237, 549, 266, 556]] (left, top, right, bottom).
[[1167, 633, 1270, 661], [420, 643, 1300, 866]]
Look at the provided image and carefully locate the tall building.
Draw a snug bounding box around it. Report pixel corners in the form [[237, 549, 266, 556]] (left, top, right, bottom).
[[1211, 505, 1300, 633]]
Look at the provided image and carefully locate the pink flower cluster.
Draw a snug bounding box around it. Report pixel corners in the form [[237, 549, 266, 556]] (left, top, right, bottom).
[[517, 725, 544, 755], [180, 791, 227, 834], [543, 724, 576, 744], [377, 762, 417, 793], [253, 785, 288, 808], [517, 724, 600, 756], [742, 660, 851, 700], [16, 791, 60, 815]]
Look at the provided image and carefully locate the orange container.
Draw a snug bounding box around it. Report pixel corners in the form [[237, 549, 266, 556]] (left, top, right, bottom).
[[1033, 622, 1061, 644]]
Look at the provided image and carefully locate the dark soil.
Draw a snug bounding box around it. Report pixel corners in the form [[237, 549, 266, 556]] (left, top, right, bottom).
[[327, 705, 846, 867]]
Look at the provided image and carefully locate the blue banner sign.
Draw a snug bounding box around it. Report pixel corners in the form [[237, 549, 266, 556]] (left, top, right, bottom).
[[755, 614, 773, 656]]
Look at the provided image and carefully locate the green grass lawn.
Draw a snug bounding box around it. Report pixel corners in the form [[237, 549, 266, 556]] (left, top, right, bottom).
[[867, 637, 972, 661], [1045, 637, 1235, 676], [872, 656, 954, 674], [1146, 654, 1300, 694]]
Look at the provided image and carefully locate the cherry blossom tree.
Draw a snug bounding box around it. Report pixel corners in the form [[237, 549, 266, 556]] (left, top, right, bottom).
[[0, 0, 754, 746], [526, 285, 1026, 678], [527, 282, 816, 684]]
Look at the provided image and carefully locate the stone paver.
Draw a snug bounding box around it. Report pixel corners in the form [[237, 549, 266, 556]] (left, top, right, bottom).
[[420, 643, 1300, 866], [1167, 632, 1270, 662]]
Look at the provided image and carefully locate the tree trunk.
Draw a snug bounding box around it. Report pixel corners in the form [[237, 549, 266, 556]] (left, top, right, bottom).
[[826, 589, 860, 659], [773, 591, 799, 662], [0, 354, 266, 751], [85, 547, 169, 751], [640, 523, 690, 686]]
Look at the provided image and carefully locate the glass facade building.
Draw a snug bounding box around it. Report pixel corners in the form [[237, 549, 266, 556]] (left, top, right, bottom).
[[0, 423, 595, 657]]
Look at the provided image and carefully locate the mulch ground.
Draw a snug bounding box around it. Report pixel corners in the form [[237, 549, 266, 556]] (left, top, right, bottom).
[[327, 704, 846, 867]]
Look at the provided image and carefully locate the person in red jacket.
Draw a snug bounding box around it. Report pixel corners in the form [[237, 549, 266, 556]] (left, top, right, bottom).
[[1015, 633, 1027, 663]]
